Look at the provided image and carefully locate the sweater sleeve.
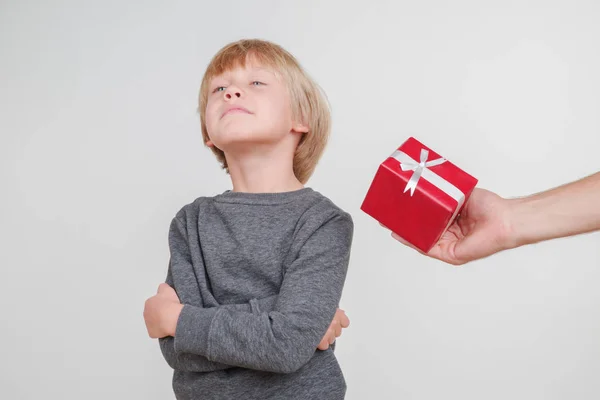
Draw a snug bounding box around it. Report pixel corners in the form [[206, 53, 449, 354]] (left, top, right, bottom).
[[159, 272, 278, 372], [158, 295, 277, 372], [173, 211, 353, 374], [158, 217, 279, 373]]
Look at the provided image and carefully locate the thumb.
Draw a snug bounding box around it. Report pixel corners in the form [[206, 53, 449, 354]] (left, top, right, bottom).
[[157, 283, 171, 294]]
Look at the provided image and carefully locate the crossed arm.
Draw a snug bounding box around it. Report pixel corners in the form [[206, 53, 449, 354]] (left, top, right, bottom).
[[144, 211, 353, 373], [151, 280, 348, 373]]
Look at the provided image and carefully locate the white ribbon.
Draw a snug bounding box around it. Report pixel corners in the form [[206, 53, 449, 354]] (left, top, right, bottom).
[[397, 149, 446, 196], [390, 148, 466, 232]]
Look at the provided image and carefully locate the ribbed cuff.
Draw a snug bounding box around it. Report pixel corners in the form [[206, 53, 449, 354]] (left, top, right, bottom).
[[173, 304, 218, 358]]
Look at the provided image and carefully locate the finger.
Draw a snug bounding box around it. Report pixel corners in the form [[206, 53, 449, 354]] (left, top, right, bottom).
[[317, 333, 329, 350], [338, 311, 350, 328], [426, 241, 460, 265], [157, 283, 170, 294], [428, 225, 483, 266], [329, 332, 336, 344], [162, 285, 180, 301], [325, 328, 335, 344], [331, 320, 342, 337], [334, 323, 342, 337], [452, 229, 497, 266], [317, 337, 329, 350], [159, 284, 179, 301]]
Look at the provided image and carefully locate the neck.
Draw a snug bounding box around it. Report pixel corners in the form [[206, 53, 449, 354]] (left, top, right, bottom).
[[225, 143, 304, 193]]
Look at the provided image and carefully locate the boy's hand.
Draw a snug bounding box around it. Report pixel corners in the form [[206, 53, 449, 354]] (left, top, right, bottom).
[[144, 283, 184, 339], [317, 308, 350, 350]]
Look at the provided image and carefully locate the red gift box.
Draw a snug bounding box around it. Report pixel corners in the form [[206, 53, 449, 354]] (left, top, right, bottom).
[[361, 137, 478, 253]]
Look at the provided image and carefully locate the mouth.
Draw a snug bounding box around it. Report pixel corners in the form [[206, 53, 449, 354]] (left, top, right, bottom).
[[221, 107, 252, 119]]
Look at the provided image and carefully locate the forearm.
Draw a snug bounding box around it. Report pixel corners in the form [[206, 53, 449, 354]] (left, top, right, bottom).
[[159, 295, 279, 372], [161, 213, 282, 372], [509, 172, 600, 247], [219, 295, 278, 314], [172, 213, 353, 374], [173, 304, 336, 374]]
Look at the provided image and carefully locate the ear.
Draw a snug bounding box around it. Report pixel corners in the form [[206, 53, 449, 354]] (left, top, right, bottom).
[[291, 122, 309, 134], [206, 140, 214, 147]]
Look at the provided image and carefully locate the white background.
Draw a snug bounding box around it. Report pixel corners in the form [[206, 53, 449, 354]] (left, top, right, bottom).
[[1, 1, 599, 399]]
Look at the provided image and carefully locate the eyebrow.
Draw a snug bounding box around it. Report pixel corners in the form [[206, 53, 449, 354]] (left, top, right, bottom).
[[211, 68, 276, 83], [249, 67, 274, 73]]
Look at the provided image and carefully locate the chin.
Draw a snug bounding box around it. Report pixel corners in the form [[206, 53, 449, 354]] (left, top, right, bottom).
[[215, 131, 287, 149], [216, 129, 257, 143]]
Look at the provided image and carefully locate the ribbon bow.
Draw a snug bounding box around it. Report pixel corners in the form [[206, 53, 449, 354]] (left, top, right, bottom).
[[399, 149, 446, 196]]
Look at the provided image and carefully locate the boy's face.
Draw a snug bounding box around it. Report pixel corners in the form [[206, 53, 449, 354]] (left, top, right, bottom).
[[205, 61, 305, 152]]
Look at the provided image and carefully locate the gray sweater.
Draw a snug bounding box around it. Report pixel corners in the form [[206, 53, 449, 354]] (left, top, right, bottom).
[[159, 187, 354, 400]]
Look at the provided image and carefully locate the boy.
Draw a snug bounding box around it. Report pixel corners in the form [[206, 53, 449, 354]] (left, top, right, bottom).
[[143, 39, 353, 399]]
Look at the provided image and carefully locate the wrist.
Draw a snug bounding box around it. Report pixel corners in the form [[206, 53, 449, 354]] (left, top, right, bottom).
[[505, 196, 537, 249], [168, 303, 184, 337]]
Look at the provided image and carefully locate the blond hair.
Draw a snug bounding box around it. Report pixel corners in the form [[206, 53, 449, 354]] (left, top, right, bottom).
[[198, 39, 331, 184]]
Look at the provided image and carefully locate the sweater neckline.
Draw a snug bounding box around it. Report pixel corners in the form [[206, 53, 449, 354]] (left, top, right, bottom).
[[213, 187, 315, 205]]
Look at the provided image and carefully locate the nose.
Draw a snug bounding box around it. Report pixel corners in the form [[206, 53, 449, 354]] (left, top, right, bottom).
[[224, 86, 242, 100]]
